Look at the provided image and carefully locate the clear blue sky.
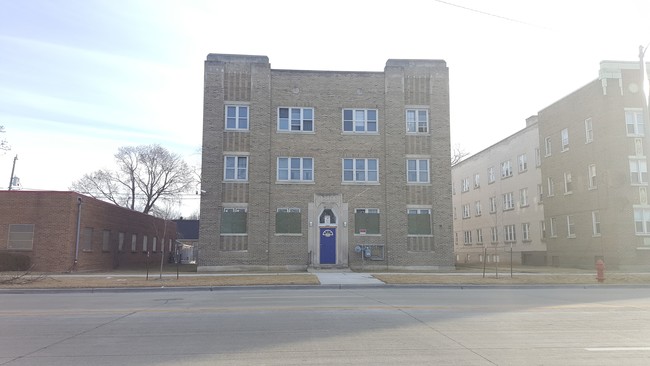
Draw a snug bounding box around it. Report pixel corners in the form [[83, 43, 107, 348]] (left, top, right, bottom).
[[1, 0, 649, 215]]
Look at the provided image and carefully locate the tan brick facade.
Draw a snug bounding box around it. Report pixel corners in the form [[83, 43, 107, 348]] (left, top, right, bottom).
[[0, 191, 177, 272], [199, 54, 454, 271], [539, 61, 650, 270]]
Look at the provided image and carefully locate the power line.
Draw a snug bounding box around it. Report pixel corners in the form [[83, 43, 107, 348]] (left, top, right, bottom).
[[433, 0, 549, 30]]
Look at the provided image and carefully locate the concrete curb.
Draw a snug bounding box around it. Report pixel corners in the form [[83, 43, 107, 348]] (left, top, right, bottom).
[[2, 283, 650, 294]]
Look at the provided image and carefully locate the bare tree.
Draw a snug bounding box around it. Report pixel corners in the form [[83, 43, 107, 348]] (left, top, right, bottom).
[[71, 144, 194, 214], [451, 144, 470, 166], [0, 126, 9, 152]]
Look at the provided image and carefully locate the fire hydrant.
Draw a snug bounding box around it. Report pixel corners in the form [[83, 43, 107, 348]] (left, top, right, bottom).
[[595, 259, 605, 283]]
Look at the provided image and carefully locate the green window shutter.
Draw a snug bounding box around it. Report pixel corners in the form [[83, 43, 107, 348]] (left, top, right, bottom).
[[275, 212, 301, 234], [355, 213, 380, 234], [221, 212, 247, 234], [408, 213, 431, 235]]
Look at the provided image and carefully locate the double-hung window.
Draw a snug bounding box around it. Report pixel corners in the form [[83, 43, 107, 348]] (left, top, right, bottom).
[[225, 105, 249, 130], [504, 224, 516, 243], [501, 160, 512, 178], [502, 192, 514, 210], [278, 107, 314, 132], [407, 159, 430, 183], [585, 118, 593, 143], [561, 128, 569, 151], [626, 109, 644, 136], [630, 158, 648, 185], [343, 109, 377, 133], [461, 178, 470, 192], [224, 156, 248, 181], [406, 109, 429, 133], [277, 157, 313, 182], [518, 154, 527, 172], [343, 158, 378, 183]]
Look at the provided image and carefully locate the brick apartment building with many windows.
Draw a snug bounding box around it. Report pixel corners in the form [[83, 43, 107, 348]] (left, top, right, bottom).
[[198, 54, 454, 271], [452, 117, 546, 266], [539, 61, 650, 269]]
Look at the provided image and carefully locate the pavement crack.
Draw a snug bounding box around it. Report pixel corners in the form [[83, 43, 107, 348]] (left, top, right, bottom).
[[0, 311, 138, 366]]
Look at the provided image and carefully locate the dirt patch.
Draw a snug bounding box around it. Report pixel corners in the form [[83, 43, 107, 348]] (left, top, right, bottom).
[[0, 274, 320, 289], [373, 273, 650, 285]]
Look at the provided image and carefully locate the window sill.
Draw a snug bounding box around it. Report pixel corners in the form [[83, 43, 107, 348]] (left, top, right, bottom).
[[220, 233, 248, 236], [223, 180, 249, 184], [354, 233, 381, 237], [342, 182, 380, 185], [225, 129, 250, 132], [276, 130, 316, 134], [274, 233, 303, 237], [275, 181, 315, 185], [342, 132, 380, 135], [406, 182, 431, 186], [406, 132, 431, 136], [407, 234, 433, 238]]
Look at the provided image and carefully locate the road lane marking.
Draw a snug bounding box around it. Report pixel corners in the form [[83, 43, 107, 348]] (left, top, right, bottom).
[[586, 347, 650, 352]]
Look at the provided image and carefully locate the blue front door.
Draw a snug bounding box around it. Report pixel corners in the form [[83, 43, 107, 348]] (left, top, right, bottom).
[[319, 228, 336, 264]]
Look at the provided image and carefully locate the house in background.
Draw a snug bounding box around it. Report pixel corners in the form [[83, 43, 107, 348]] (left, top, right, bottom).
[[0, 191, 177, 272], [452, 116, 546, 266], [173, 218, 198, 264], [199, 53, 454, 271]]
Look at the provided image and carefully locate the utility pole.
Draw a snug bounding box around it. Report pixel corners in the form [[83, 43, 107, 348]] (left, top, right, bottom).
[[8, 154, 17, 190]]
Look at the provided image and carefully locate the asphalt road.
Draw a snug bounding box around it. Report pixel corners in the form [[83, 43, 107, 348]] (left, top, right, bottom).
[[1, 287, 650, 365]]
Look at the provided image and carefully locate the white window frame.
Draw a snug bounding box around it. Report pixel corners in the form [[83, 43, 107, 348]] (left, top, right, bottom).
[[490, 226, 498, 243], [343, 158, 379, 183], [461, 177, 470, 192], [355, 208, 379, 214], [561, 128, 569, 151], [626, 109, 645, 137], [277, 157, 314, 182], [564, 172, 573, 194], [224, 156, 248, 181], [518, 154, 527, 172], [550, 217, 557, 237], [588, 164, 597, 189], [547, 177, 555, 197], [567, 215, 576, 238], [544, 136, 552, 156], [277, 107, 314, 132], [630, 158, 648, 185], [489, 196, 497, 213], [406, 159, 430, 183], [406, 109, 429, 133], [342, 109, 378, 133], [501, 160, 512, 178], [504, 224, 516, 243], [225, 105, 249, 131], [474, 173, 480, 188], [522, 223, 530, 242], [462, 204, 470, 219], [488, 167, 496, 184], [463, 230, 472, 245], [476, 228, 483, 244], [634, 207, 650, 235], [475, 201, 482, 216], [592, 211, 601, 236], [520, 188, 529, 207], [585, 117, 593, 143], [537, 184, 543, 203], [502, 192, 514, 211], [535, 148, 541, 167]]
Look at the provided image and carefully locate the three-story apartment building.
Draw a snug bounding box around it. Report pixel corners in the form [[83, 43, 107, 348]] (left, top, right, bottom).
[[198, 54, 454, 271], [452, 117, 546, 266]]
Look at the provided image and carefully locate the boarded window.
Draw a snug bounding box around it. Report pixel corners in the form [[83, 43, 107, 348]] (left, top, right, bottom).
[[83, 227, 93, 251], [8, 224, 34, 250], [276, 210, 301, 234], [407, 211, 431, 235], [221, 212, 247, 234], [354, 212, 380, 234], [102, 230, 111, 252]]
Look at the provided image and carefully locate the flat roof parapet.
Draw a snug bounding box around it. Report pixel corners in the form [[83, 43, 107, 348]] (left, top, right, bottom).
[[386, 59, 447, 68], [206, 53, 269, 64]]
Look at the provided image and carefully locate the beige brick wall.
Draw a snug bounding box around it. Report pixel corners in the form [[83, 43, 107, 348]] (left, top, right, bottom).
[[199, 54, 453, 270]]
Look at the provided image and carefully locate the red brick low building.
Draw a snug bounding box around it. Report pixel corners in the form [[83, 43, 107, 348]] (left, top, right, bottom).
[[0, 191, 177, 272]]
